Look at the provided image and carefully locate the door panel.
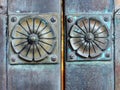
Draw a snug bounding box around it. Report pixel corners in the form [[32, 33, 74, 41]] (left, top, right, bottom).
[[65, 0, 114, 90], [0, 0, 117, 90], [8, 0, 61, 90]]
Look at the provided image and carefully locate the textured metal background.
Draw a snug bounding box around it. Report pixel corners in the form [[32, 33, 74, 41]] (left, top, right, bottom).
[[7, 65, 60, 90], [66, 62, 114, 90], [65, 0, 114, 15], [8, 0, 60, 14]]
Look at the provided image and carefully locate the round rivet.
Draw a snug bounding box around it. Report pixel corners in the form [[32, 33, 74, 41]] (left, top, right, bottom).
[[11, 17, 17, 22], [67, 17, 73, 23], [105, 53, 110, 58], [11, 57, 16, 62], [69, 54, 74, 59], [104, 17, 109, 22], [51, 56, 57, 62], [50, 17, 56, 23], [0, 6, 3, 9], [29, 34, 38, 42], [85, 33, 95, 42]]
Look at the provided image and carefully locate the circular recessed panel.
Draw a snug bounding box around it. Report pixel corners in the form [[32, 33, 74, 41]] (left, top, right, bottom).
[[11, 16, 56, 62], [69, 18, 109, 58]]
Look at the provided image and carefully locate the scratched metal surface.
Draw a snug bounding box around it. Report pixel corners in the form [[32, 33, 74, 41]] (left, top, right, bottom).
[[65, 62, 114, 90], [0, 15, 6, 90], [115, 14, 120, 90], [65, 0, 114, 15], [8, 0, 60, 14]]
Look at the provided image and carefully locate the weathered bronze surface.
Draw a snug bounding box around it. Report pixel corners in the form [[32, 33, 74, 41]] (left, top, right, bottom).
[[7, 0, 61, 90], [8, 0, 60, 14], [66, 62, 114, 90], [0, 15, 6, 90], [65, 0, 114, 14], [65, 0, 114, 90], [9, 15, 59, 64], [0, 0, 120, 90], [66, 15, 112, 61]]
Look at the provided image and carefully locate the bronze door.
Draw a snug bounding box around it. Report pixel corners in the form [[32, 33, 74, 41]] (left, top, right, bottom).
[[0, 0, 120, 90]]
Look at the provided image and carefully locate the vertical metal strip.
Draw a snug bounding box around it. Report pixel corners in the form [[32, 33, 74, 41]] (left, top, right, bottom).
[[62, 0, 65, 90]]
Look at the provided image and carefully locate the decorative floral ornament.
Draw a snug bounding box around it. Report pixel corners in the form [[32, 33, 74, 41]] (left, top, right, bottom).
[[11, 16, 56, 61], [69, 18, 109, 58]]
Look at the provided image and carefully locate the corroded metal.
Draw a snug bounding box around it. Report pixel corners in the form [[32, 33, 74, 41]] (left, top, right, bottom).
[[65, 15, 114, 90], [8, 0, 61, 90], [65, 0, 114, 90], [65, 0, 114, 14], [66, 62, 114, 90]]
